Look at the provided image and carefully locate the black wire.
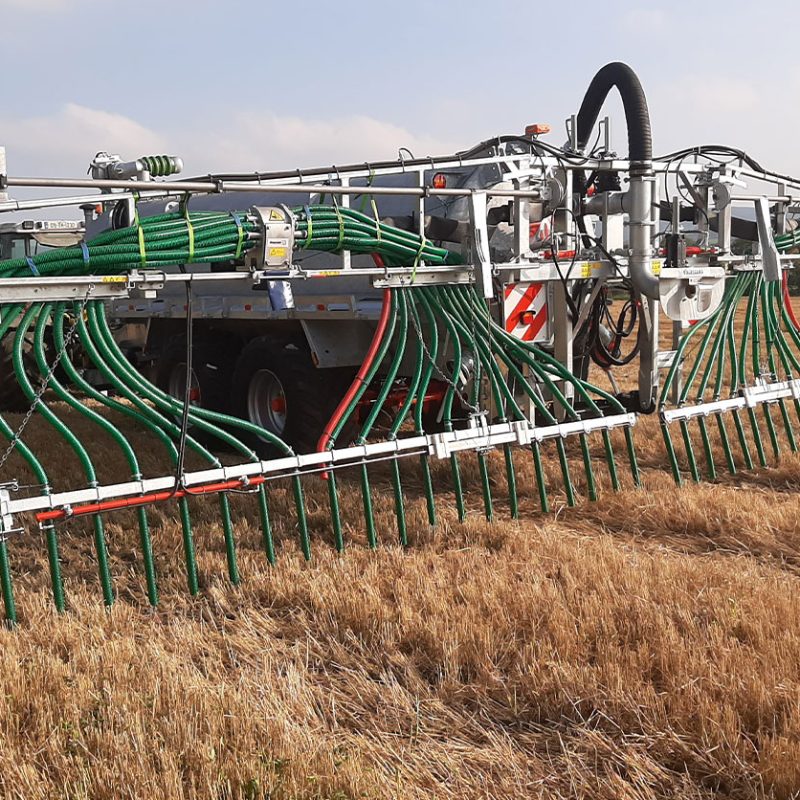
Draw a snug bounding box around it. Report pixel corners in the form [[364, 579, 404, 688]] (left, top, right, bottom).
[[589, 288, 641, 367], [654, 145, 764, 173], [183, 135, 546, 184], [671, 153, 709, 225], [656, 144, 800, 188], [549, 247, 581, 321], [182, 134, 613, 187], [559, 216, 640, 366], [173, 273, 193, 495], [582, 231, 631, 286], [185, 139, 800, 204], [547, 207, 583, 320]]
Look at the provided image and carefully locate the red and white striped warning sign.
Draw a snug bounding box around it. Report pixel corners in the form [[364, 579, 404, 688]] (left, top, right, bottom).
[[503, 282, 549, 342]]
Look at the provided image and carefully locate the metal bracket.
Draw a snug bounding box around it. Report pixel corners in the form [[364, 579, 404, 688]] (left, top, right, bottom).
[[372, 269, 473, 288], [0, 485, 15, 536], [661, 379, 800, 423], [426, 414, 636, 459], [754, 197, 782, 282], [243, 206, 295, 271], [468, 191, 494, 299]]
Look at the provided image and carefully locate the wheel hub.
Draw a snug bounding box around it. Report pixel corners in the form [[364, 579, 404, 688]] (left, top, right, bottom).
[[247, 369, 287, 435], [168, 362, 201, 405]]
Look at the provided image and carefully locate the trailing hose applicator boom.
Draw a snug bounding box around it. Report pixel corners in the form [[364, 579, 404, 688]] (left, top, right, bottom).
[[0, 62, 798, 621]]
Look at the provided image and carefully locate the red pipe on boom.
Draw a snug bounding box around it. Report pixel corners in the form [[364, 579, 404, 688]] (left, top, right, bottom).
[[783, 272, 800, 331], [35, 475, 268, 523]]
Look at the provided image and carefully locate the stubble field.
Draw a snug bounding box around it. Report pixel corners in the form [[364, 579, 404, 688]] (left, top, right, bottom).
[[0, 309, 799, 799]]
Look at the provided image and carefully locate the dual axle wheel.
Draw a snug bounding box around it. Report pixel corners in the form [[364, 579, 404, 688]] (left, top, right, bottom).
[[157, 334, 354, 456]]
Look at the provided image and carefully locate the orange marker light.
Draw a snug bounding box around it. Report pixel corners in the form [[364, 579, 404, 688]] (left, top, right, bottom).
[[525, 123, 551, 137], [432, 173, 447, 190]]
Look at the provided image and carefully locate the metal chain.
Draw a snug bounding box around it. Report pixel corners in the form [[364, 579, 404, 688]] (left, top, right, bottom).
[[0, 284, 95, 472]]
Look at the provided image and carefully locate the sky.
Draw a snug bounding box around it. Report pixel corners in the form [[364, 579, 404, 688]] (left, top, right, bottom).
[[0, 0, 799, 185]]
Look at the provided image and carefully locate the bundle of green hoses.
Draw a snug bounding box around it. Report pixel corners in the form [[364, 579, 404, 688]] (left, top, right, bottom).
[[0, 211, 257, 278], [776, 229, 800, 253], [295, 206, 461, 267], [0, 204, 461, 279]]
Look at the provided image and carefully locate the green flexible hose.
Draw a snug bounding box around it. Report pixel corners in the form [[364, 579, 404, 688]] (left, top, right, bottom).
[[14, 303, 115, 605]]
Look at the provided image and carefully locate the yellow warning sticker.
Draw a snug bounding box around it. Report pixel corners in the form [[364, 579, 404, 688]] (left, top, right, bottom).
[[652, 259, 663, 275], [579, 261, 602, 278], [268, 247, 287, 259], [269, 209, 284, 221], [101, 276, 127, 283]]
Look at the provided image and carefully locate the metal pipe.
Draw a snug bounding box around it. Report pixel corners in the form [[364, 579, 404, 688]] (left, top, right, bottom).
[[583, 190, 629, 216], [5, 175, 543, 199], [629, 170, 658, 299], [0, 190, 176, 214], [4, 162, 796, 203]]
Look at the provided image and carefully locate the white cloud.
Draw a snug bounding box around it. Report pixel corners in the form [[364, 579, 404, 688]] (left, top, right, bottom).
[[0, 103, 457, 178], [185, 111, 458, 174], [0, 103, 166, 175]]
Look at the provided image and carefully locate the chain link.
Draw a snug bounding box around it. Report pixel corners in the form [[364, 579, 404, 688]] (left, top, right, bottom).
[[0, 284, 95, 473]]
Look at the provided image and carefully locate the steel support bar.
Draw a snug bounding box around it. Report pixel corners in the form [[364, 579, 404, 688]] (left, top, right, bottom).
[[0, 414, 637, 525], [0, 270, 267, 303], [660, 380, 800, 424], [0, 259, 745, 304], [1, 157, 729, 198], [5, 175, 544, 200]]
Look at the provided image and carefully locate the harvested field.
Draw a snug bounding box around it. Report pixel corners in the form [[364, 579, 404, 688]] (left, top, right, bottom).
[[0, 308, 799, 799]]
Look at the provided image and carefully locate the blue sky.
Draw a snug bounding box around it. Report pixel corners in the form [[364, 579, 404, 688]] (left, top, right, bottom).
[[0, 0, 798, 180]]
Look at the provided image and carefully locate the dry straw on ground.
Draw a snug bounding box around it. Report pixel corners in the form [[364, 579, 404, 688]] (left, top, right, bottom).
[[0, 309, 798, 798]]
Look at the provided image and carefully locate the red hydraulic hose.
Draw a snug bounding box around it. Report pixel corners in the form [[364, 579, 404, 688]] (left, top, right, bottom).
[[783, 271, 800, 331], [316, 255, 393, 457]]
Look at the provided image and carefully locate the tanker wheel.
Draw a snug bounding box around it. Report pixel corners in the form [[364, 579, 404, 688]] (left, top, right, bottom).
[[0, 330, 42, 413], [156, 334, 236, 415], [421, 391, 471, 434], [231, 336, 355, 457]]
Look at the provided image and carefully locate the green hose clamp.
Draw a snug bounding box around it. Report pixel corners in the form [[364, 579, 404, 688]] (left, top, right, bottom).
[[371, 199, 381, 245], [411, 235, 427, 282], [231, 212, 245, 259], [137, 226, 147, 268], [302, 205, 313, 250], [359, 168, 375, 214], [180, 196, 194, 263], [132, 193, 147, 268], [333, 199, 344, 251]]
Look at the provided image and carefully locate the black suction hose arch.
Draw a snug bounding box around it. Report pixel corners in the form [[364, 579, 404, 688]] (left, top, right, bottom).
[[576, 62, 658, 299], [576, 62, 652, 163]]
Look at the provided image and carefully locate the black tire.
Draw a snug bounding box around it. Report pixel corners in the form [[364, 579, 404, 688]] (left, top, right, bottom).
[[0, 330, 39, 413], [420, 387, 472, 433], [231, 336, 355, 457], [421, 403, 471, 434], [156, 333, 237, 414]]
